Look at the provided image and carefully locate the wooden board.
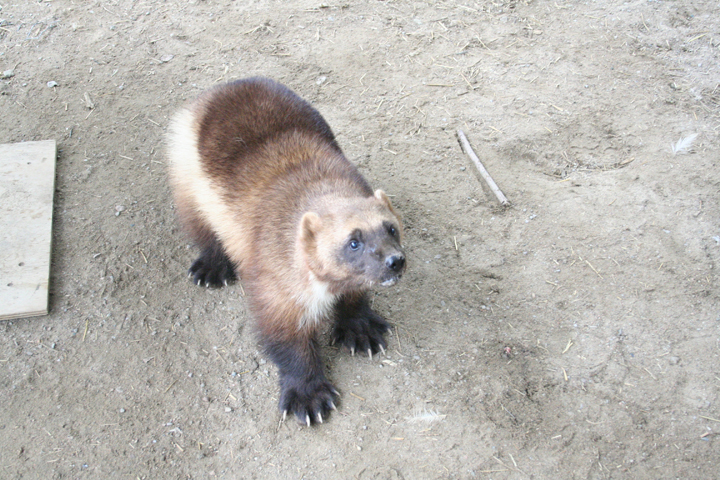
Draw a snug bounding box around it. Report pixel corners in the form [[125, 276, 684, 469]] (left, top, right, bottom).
[[0, 140, 57, 320]]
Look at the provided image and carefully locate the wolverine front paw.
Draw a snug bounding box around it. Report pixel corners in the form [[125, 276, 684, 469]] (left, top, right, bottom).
[[280, 377, 339, 427], [188, 246, 237, 288], [333, 309, 390, 359]]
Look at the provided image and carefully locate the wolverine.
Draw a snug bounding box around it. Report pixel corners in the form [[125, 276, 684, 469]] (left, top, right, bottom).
[[166, 77, 405, 426]]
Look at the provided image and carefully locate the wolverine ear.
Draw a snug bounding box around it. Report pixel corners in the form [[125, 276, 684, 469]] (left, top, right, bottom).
[[300, 212, 321, 245], [374, 189, 399, 218], [299, 212, 323, 273]]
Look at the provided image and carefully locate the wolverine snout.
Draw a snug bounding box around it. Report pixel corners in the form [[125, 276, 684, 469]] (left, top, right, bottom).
[[385, 254, 405, 273]]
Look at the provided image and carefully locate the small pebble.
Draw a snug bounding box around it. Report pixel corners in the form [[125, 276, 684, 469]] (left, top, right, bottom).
[[225, 407, 232, 413], [668, 356, 680, 365], [47, 81, 58, 88], [115, 205, 125, 216], [1, 69, 14, 79]]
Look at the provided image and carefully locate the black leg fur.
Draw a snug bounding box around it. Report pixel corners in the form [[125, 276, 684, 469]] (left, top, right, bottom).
[[332, 293, 391, 357], [188, 241, 237, 288], [265, 336, 339, 426]]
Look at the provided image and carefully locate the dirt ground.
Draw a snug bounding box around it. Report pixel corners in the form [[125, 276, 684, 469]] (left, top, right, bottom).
[[1, 0, 719, 478]]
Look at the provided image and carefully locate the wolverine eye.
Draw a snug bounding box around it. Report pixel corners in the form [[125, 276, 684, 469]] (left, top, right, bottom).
[[349, 239, 361, 251], [383, 221, 398, 237]]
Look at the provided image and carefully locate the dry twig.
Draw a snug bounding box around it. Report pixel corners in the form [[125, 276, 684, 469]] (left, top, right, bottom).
[[457, 130, 509, 205]]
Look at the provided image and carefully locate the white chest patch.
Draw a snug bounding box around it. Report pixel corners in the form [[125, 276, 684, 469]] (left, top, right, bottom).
[[298, 274, 336, 330]]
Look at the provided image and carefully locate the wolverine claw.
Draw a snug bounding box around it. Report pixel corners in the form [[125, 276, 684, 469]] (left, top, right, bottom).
[[188, 247, 237, 289], [332, 296, 391, 362], [280, 378, 339, 427]]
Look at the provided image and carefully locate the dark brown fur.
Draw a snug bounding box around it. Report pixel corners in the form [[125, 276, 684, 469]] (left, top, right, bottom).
[[167, 77, 405, 425]]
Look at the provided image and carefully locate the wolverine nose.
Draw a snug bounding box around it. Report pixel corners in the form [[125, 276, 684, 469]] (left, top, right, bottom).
[[385, 254, 405, 272]]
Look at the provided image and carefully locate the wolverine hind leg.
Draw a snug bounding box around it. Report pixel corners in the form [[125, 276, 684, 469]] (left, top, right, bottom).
[[332, 292, 390, 358], [178, 201, 237, 288]]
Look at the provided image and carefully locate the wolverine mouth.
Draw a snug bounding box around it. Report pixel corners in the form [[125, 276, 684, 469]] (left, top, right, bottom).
[[379, 275, 402, 287]]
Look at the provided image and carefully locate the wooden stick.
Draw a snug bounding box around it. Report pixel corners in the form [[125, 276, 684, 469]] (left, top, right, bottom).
[[457, 129, 509, 205]]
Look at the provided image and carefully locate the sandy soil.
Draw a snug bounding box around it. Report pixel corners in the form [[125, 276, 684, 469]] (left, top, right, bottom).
[[1, 0, 719, 478]]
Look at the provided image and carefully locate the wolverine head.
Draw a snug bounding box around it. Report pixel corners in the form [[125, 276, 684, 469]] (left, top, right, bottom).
[[299, 190, 406, 291]]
